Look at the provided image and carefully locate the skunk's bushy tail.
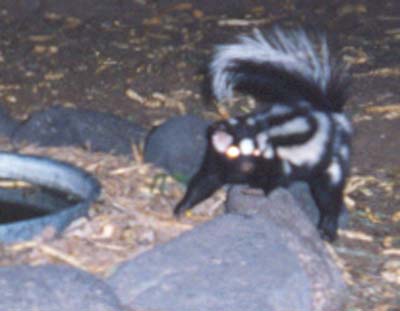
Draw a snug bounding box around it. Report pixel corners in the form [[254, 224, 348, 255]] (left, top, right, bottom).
[[210, 27, 349, 112]]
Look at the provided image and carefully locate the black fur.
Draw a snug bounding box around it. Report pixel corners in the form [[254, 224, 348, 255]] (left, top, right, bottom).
[[174, 28, 352, 242]]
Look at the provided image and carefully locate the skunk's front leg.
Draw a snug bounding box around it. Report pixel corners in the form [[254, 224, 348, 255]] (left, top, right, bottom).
[[174, 169, 223, 216]]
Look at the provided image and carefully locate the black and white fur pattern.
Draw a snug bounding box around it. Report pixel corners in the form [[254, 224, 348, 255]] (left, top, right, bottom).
[[174, 27, 352, 241]]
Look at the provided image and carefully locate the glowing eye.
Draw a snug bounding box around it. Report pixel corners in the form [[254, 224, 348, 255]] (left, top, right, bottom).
[[225, 145, 240, 159], [239, 138, 254, 156]]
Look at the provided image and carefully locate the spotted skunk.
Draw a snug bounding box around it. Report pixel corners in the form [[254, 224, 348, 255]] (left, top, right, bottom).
[[174, 27, 352, 241]]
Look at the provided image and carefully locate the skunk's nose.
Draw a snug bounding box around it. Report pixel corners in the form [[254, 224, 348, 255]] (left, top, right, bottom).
[[239, 159, 255, 173]]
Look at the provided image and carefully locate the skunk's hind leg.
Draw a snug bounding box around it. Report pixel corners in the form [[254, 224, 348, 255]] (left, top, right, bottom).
[[310, 181, 343, 241], [309, 167, 346, 241]]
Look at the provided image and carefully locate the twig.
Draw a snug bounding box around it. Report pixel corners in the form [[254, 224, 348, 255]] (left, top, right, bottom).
[[38, 243, 89, 271], [218, 18, 272, 27]]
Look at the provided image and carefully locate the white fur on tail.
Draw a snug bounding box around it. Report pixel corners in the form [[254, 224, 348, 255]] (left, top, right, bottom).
[[210, 28, 331, 101]]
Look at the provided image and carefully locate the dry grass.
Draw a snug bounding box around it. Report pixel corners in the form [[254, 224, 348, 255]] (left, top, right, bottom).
[[0, 140, 224, 276]]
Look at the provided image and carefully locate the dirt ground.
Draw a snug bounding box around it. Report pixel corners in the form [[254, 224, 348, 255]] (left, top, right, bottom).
[[0, 1, 399, 310]]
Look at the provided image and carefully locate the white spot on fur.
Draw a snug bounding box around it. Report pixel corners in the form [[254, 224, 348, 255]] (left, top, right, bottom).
[[246, 117, 256, 126], [210, 28, 331, 101], [254, 112, 269, 122], [239, 138, 255, 156], [269, 104, 293, 117], [269, 116, 310, 137], [327, 158, 342, 185], [277, 112, 330, 167], [297, 100, 311, 109], [333, 113, 352, 134], [282, 160, 292, 175], [212, 131, 233, 153], [256, 132, 268, 150], [263, 147, 274, 159], [339, 145, 350, 161], [228, 118, 239, 126], [256, 132, 274, 159]]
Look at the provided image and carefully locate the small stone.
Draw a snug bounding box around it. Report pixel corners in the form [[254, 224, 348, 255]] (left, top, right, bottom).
[[0, 264, 122, 311]]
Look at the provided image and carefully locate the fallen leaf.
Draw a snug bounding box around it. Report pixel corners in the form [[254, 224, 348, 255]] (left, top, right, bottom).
[[392, 211, 400, 222], [33, 45, 48, 54], [125, 89, 145, 103], [338, 4, 367, 17], [169, 3, 192, 11], [44, 72, 64, 81], [29, 35, 54, 43], [366, 104, 400, 114], [143, 17, 161, 26], [44, 12, 63, 22], [64, 16, 82, 29], [193, 9, 204, 19], [381, 260, 400, 284]]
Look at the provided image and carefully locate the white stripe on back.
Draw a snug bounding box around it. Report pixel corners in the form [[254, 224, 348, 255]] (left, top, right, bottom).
[[269, 116, 310, 137], [276, 112, 330, 167]]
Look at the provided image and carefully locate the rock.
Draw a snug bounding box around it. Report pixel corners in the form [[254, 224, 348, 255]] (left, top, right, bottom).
[[144, 114, 210, 179], [108, 215, 311, 311], [0, 264, 123, 311], [0, 104, 18, 137], [287, 182, 348, 229], [226, 186, 348, 311], [108, 188, 347, 311], [286, 182, 320, 226], [12, 106, 145, 155]]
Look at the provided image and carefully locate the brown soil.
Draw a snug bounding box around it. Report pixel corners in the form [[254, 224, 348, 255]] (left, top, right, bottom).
[[0, 1, 399, 310]]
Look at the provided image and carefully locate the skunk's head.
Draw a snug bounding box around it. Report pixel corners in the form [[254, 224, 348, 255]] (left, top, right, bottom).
[[208, 116, 275, 175]]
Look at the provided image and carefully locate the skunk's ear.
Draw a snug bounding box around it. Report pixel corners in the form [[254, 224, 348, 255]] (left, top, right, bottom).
[[211, 130, 233, 153]]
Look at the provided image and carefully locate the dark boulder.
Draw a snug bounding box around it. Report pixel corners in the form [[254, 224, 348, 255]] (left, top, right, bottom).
[[13, 106, 145, 155]]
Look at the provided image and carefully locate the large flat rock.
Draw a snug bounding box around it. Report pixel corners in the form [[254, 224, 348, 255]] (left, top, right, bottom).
[[109, 214, 311, 311], [108, 188, 347, 311]]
